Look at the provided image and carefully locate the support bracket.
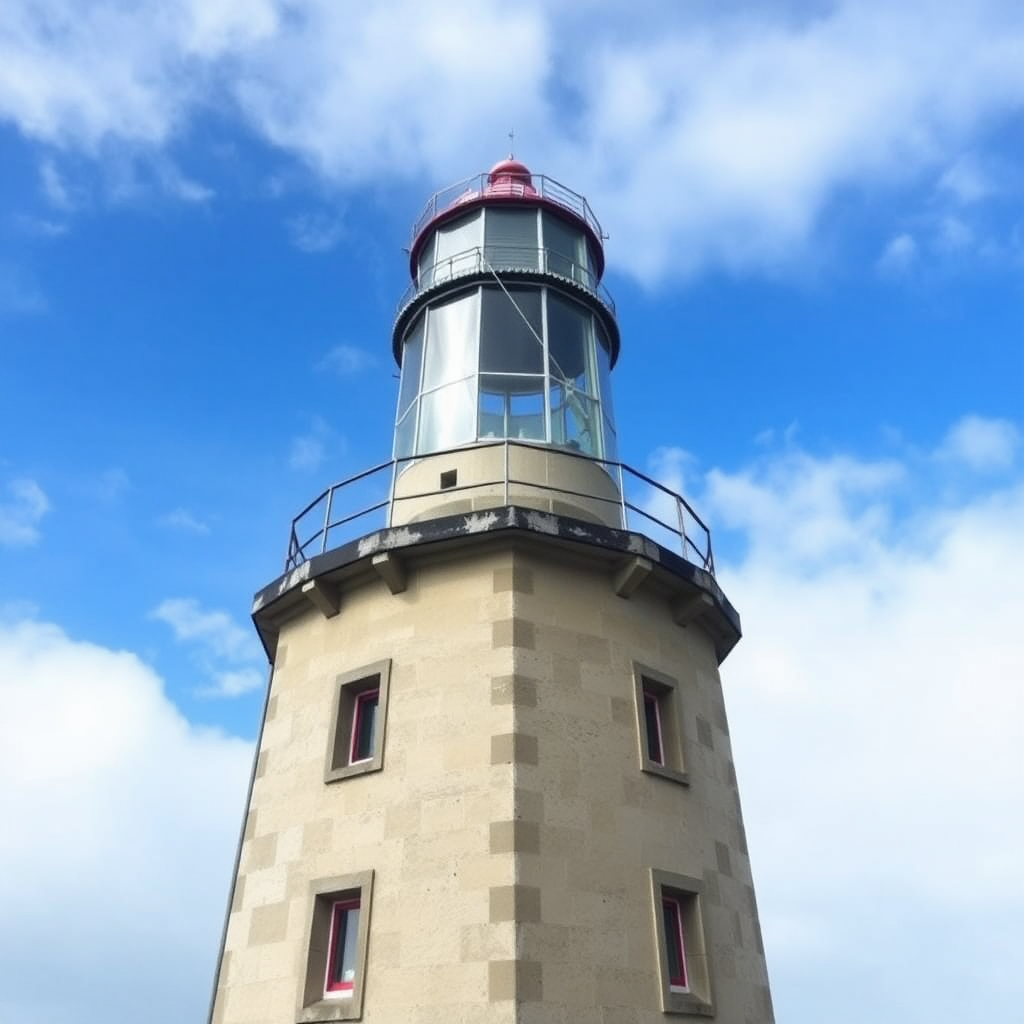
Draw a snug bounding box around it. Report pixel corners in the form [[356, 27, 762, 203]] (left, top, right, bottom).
[[372, 552, 408, 595]]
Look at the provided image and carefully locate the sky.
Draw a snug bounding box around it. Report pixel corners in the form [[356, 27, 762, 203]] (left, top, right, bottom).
[[1, 1, 1023, 1021]]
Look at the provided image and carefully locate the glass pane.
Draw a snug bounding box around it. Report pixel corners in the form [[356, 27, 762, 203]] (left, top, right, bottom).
[[543, 212, 585, 282], [602, 416, 618, 463], [480, 286, 543, 374], [547, 292, 593, 392], [342, 906, 359, 982], [329, 903, 360, 991], [434, 211, 482, 283], [595, 321, 615, 425], [394, 402, 417, 459], [662, 900, 687, 987], [644, 692, 663, 763], [509, 389, 545, 441], [478, 387, 506, 439], [551, 387, 600, 456], [484, 208, 538, 269], [422, 291, 479, 391], [418, 377, 476, 453], [351, 691, 378, 762], [418, 236, 436, 289], [398, 318, 424, 417]]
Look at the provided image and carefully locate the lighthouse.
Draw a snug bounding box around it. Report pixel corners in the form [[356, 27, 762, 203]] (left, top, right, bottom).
[[208, 158, 774, 1023]]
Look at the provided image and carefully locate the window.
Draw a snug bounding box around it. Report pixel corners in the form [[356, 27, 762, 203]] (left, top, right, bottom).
[[662, 895, 688, 991], [325, 660, 392, 783], [325, 899, 361, 996], [644, 689, 664, 765], [632, 663, 688, 786], [348, 691, 378, 764], [299, 871, 373, 1022], [651, 870, 713, 1016], [395, 284, 619, 459]]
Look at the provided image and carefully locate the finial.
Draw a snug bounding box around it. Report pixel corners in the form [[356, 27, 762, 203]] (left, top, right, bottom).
[[508, 128, 515, 159]]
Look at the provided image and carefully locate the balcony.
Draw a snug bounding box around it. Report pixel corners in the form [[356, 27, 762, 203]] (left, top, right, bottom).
[[283, 441, 714, 576], [394, 245, 616, 328], [411, 172, 605, 249]]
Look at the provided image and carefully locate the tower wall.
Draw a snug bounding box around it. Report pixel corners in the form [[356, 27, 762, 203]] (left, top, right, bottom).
[[212, 547, 521, 1024], [210, 535, 772, 1024]]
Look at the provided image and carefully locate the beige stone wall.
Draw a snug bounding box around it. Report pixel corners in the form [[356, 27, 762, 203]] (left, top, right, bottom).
[[211, 539, 772, 1024], [507, 549, 773, 1024], [212, 548, 522, 1024]]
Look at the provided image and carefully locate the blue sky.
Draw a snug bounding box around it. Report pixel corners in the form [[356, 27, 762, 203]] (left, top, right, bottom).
[[1, 2, 1023, 1021]]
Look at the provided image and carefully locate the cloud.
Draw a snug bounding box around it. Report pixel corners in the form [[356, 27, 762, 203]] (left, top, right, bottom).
[[317, 343, 377, 376], [0, 615, 251, 1024], [286, 211, 345, 253], [0, 477, 50, 546], [877, 233, 918, 275], [39, 157, 74, 208], [288, 416, 345, 472], [6, 2, 1024, 277], [936, 414, 1020, 471], [201, 667, 265, 698], [704, 449, 903, 569], [151, 597, 256, 662], [158, 507, 211, 534], [151, 597, 264, 700], [938, 153, 996, 205], [697, 430, 1024, 1021]]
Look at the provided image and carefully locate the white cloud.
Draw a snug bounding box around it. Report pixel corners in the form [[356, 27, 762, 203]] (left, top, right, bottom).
[[936, 414, 1021, 471], [317, 343, 376, 376], [288, 416, 344, 472], [877, 233, 918, 275], [39, 157, 73, 208], [7, 2, 1024, 276], [0, 615, 251, 1023], [158, 507, 211, 534], [289, 433, 324, 471], [700, 433, 1024, 1021], [151, 597, 256, 662], [286, 211, 345, 253], [938, 153, 995, 205], [704, 450, 903, 570], [0, 476, 50, 546], [201, 666, 265, 698]]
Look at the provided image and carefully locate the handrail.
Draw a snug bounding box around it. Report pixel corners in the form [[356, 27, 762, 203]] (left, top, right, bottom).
[[394, 245, 616, 324], [284, 441, 715, 577], [411, 172, 604, 246]]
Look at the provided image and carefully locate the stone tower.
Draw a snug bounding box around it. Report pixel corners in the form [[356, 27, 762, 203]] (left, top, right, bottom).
[[208, 158, 774, 1024]]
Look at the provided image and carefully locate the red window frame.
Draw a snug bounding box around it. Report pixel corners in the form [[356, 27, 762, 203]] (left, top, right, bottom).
[[324, 898, 360, 996], [662, 895, 689, 992], [643, 688, 664, 765], [348, 689, 379, 765]]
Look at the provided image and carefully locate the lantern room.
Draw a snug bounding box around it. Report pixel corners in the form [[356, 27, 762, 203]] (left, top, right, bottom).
[[391, 159, 621, 466]]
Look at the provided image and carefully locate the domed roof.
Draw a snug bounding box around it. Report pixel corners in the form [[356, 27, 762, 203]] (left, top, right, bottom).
[[485, 158, 538, 197]]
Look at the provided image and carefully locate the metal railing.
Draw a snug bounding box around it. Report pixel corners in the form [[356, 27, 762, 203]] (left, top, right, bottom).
[[284, 441, 714, 577], [395, 245, 616, 322], [411, 172, 605, 244]]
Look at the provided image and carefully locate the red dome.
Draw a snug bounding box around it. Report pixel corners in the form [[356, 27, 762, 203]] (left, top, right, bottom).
[[486, 158, 537, 197]]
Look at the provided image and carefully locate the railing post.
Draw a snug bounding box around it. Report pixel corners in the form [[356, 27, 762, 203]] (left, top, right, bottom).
[[617, 463, 626, 530], [322, 487, 333, 555], [675, 495, 688, 560], [387, 458, 398, 527], [504, 440, 510, 507]]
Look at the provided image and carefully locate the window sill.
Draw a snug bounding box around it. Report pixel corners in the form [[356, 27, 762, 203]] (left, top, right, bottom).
[[664, 991, 715, 1017], [297, 999, 362, 1023], [642, 761, 690, 787], [325, 759, 382, 785]]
